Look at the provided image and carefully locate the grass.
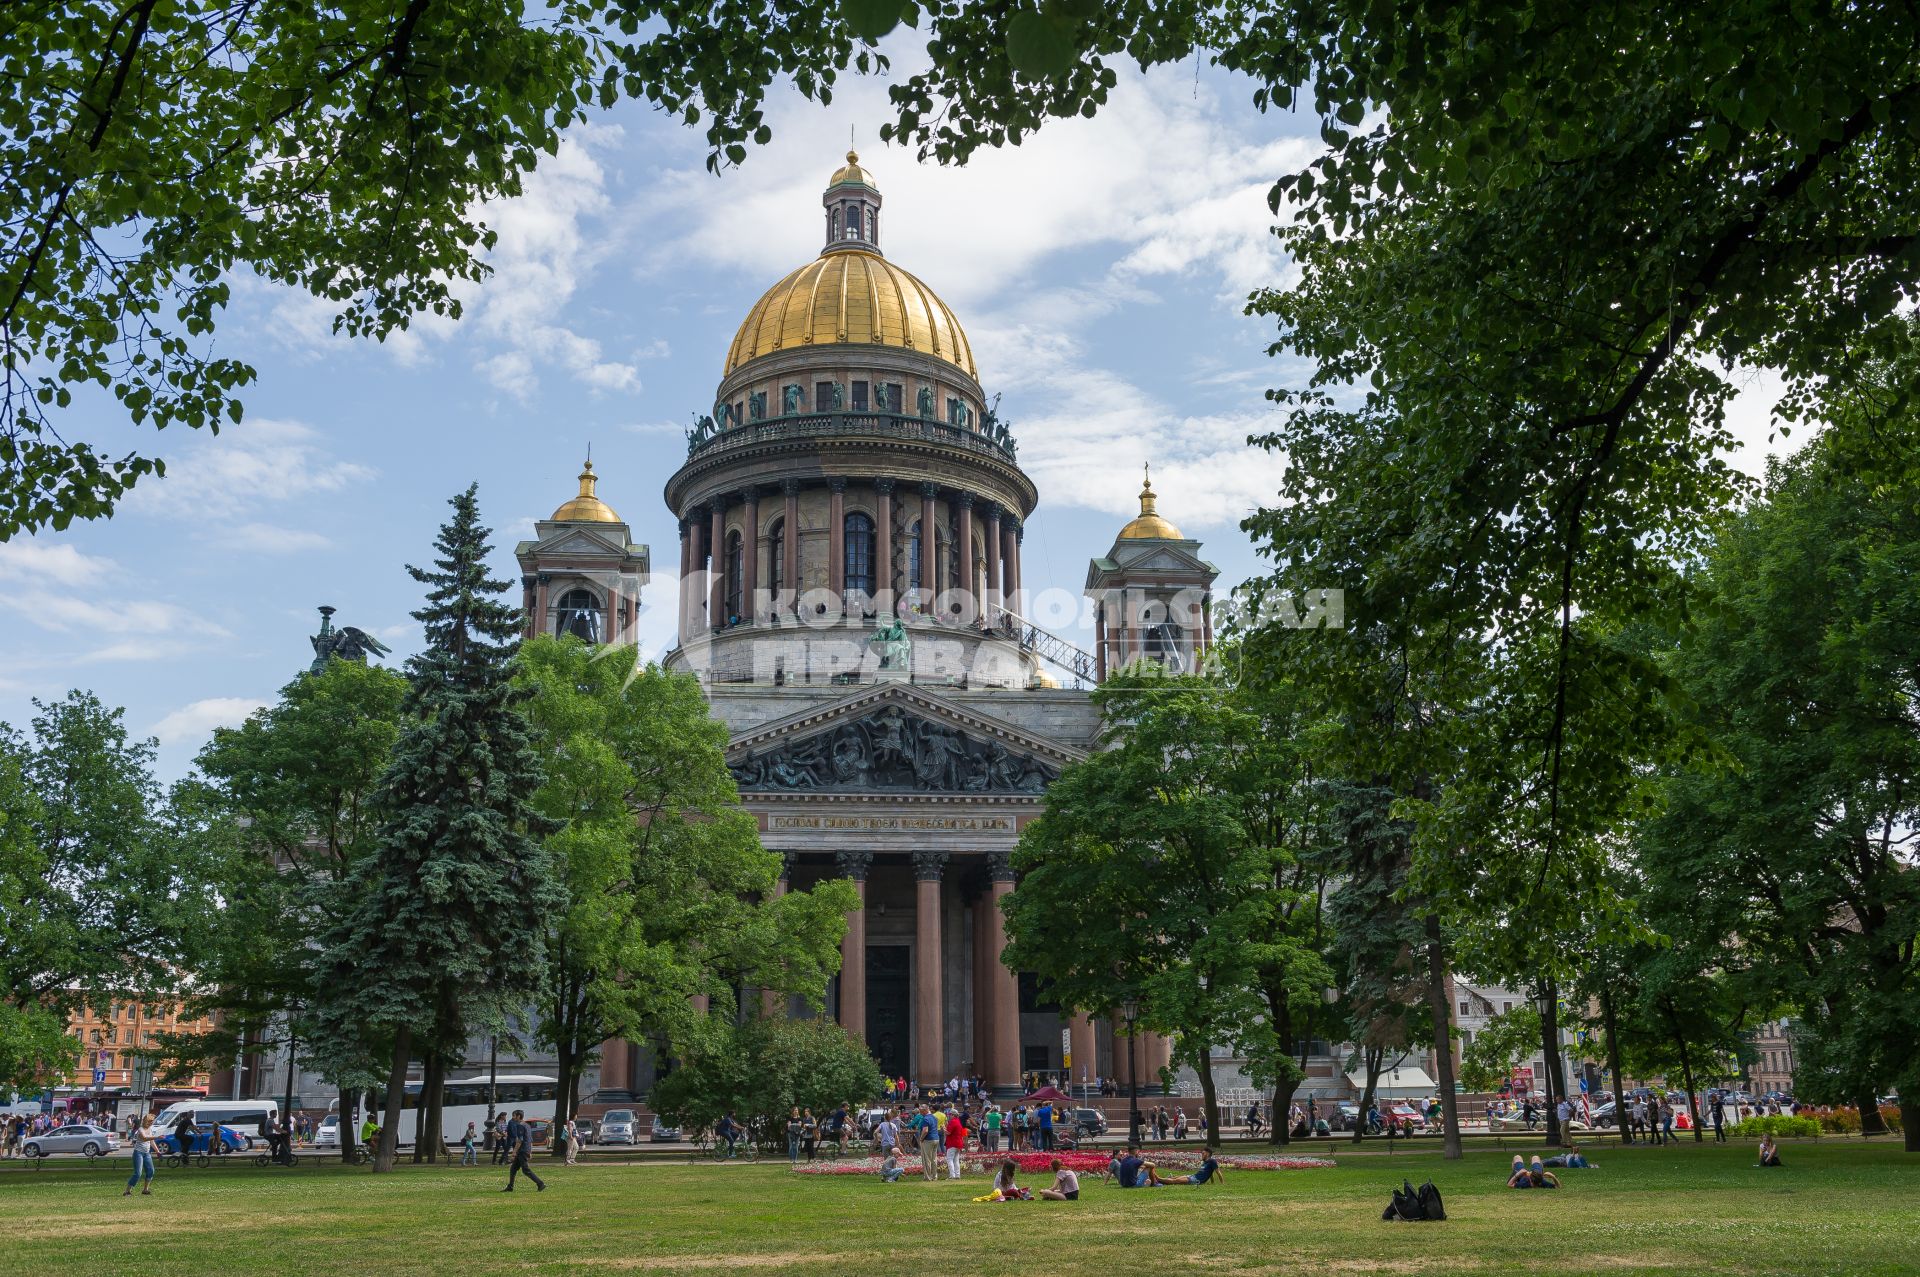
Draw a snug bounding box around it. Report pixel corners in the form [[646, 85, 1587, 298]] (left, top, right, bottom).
[[5, 1140, 1920, 1276]]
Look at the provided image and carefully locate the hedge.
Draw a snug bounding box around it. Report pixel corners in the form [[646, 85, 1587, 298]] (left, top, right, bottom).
[[1728, 1115, 1821, 1139]]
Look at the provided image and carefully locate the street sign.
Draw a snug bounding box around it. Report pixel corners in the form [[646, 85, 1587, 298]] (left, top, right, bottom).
[[1579, 1075, 1589, 1093], [1061, 1028, 1073, 1069], [92, 1069, 106, 1086]]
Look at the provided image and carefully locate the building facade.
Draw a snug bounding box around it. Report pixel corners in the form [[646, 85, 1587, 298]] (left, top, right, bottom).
[[516, 154, 1219, 1097], [63, 999, 214, 1094]]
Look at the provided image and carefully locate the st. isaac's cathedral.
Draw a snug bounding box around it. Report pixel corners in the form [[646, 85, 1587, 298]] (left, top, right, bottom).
[[514, 153, 1222, 1099]]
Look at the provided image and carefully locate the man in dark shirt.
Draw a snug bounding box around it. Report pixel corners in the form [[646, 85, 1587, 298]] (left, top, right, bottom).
[[503, 1109, 545, 1192], [1116, 1146, 1147, 1188]]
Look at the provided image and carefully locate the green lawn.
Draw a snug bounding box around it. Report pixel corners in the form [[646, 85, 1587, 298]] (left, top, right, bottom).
[[6, 1141, 1920, 1276]]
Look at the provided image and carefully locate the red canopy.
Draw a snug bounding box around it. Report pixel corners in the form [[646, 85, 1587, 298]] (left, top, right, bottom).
[[1019, 1086, 1073, 1104]]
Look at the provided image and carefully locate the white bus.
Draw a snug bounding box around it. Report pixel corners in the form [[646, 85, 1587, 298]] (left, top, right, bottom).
[[359, 1075, 558, 1146]]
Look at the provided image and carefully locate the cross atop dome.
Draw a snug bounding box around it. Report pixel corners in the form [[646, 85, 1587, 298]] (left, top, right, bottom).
[[823, 149, 883, 255]]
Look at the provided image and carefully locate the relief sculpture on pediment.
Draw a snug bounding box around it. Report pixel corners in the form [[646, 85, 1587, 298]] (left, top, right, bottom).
[[729, 707, 1059, 794]]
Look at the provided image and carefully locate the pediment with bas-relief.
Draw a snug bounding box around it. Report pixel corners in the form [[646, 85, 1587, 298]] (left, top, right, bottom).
[[726, 686, 1077, 795]]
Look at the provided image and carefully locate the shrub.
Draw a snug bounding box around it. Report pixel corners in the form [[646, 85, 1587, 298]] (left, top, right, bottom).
[[1728, 1115, 1820, 1139], [1879, 1105, 1904, 1134], [1818, 1109, 1860, 1134]]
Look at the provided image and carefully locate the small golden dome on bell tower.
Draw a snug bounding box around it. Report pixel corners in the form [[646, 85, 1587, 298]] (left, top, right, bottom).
[[1117, 463, 1183, 540], [550, 458, 621, 523]]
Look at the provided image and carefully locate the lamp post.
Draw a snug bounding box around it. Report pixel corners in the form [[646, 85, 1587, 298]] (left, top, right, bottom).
[[1121, 997, 1142, 1146], [1532, 984, 1560, 1148]]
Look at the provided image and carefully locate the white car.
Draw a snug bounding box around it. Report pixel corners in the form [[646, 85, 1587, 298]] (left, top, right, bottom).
[[23, 1123, 119, 1158], [314, 1114, 342, 1148], [598, 1110, 637, 1145]]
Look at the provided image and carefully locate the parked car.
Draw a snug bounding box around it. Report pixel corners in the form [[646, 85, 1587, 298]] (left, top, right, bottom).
[[649, 1117, 681, 1143], [1068, 1107, 1107, 1139], [1331, 1102, 1368, 1132], [314, 1113, 342, 1148], [599, 1109, 638, 1145], [1387, 1104, 1428, 1131], [161, 1125, 248, 1156], [22, 1123, 119, 1158], [1588, 1101, 1618, 1128]]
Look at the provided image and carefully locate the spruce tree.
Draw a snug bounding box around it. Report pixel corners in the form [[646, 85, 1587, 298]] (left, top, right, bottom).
[[311, 485, 563, 1172]]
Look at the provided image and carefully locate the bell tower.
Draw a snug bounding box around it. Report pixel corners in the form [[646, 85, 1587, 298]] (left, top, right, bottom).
[[515, 458, 650, 645], [1085, 466, 1218, 679]]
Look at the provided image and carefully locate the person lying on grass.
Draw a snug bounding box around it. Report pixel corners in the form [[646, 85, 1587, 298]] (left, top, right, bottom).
[[1151, 1149, 1226, 1187]]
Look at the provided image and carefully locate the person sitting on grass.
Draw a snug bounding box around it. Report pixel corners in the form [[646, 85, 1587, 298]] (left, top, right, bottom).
[[1104, 1149, 1123, 1183], [1156, 1148, 1226, 1186], [1527, 1156, 1560, 1189], [1758, 1134, 1784, 1168], [880, 1146, 905, 1183], [1116, 1145, 1150, 1188], [973, 1159, 1030, 1201], [1040, 1158, 1080, 1201]]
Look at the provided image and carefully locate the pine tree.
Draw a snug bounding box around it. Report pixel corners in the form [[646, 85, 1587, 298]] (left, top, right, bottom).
[[310, 486, 563, 1172]]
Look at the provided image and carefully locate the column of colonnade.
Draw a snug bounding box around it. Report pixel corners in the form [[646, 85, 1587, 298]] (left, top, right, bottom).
[[673, 479, 1024, 644]]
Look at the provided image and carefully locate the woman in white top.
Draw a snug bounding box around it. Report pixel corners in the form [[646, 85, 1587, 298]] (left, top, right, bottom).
[[123, 1116, 157, 1196], [1040, 1158, 1080, 1201]]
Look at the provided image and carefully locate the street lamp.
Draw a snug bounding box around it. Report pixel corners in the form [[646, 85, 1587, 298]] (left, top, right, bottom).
[[1121, 997, 1142, 1146], [1532, 984, 1559, 1147]]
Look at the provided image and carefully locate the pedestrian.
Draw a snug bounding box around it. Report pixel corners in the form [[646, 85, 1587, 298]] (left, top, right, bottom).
[[917, 1106, 941, 1181], [503, 1109, 545, 1192], [800, 1108, 816, 1161], [787, 1107, 803, 1163], [564, 1116, 580, 1165], [491, 1113, 511, 1164], [461, 1122, 479, 1165], [1036, 1098, 1054, 1152], [983, 1102, 1001, 1153], [944, 1109, 968, 1179], [122, 1115, 156, 1197], [1661, 1100, 1676, 1143], [1712, 1097, 1727, 1143]]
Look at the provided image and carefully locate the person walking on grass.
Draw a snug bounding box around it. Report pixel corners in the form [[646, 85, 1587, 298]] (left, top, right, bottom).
[[462, 1122, 479, 1166], [122, 1115, 156, 1197], [944, 1109, 968, 1180], [503, 1109, 545, 1193], [918, 1106, 941, 1182]]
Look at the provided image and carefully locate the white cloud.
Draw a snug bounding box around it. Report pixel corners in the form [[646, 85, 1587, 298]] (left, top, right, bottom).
[[126, 417, 374, 522], [220, 522, 333, 554], [1, 590, 222, 639], [149, 697, 270, 747], [0, 541, 118, 586]]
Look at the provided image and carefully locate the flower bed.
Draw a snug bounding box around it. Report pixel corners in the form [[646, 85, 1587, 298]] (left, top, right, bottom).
[[792, 1150, 1335, 1176]]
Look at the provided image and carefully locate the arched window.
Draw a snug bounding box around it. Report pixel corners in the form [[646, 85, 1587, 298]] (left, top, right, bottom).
[[768, 518, 785, 595], [844, 512, 875, 596], [552, 588, 601, 643], [845, 205, 861, 241], [723, 532, 743, 624], [908, 519, 923, 594]]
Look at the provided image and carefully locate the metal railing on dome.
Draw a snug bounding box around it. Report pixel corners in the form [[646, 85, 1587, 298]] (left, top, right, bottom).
[[683, 411, 1019, 463]]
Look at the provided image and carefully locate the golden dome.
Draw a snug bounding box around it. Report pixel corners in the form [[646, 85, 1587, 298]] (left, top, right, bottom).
[[830, 149, 876, 188], [1118, 465, 1184, 540], [723, 249, 976, 381], [550, 459, 621, 523]]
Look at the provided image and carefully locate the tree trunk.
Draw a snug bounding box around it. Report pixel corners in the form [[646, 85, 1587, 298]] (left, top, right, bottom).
[[1351, 1045, 1384, 1145], [1190, 1038, 1221, 1141], [1539, 986, 1562, 1148], [1266, 986, 1299, 1147], [1903, 1100, 1917, 1152], [421, 1052, 446, 1162], [552, 1032, 575, 1160], [1673, 1032, 1702, 1143], [374, 1026, 410, 1174], [1859, 1089, 1890, 1137], [1423, 913, 1462, 1159], [1600, 983, 1629, 1145]]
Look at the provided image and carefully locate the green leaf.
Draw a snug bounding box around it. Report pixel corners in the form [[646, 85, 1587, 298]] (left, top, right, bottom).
[[1007, 12, 1078, 79], [844, 0, 911, 42]]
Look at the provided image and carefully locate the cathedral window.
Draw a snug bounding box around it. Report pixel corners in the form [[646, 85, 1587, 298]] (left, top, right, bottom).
[[768, 518, 785, 594], [816, 381, 834, 412], [851, 380, 869, 411], [844, 512, 875, 596], [552, 588, 602, 643], [845, 205, 861, 240], [884, 382, 902, 413], [723, 532, 743, 624]]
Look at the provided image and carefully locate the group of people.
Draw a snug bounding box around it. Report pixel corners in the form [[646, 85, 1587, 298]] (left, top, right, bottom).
[[1136, 1104, 1203, 1141], [1109, 1145, 1226, 1189]]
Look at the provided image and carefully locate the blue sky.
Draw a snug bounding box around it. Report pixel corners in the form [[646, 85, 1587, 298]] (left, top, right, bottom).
[[0, 59, 1794, 780]]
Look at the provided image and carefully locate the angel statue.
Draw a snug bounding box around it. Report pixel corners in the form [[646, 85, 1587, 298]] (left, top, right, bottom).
[[308, 606, 390, 675], [867, 614, 911, 671]]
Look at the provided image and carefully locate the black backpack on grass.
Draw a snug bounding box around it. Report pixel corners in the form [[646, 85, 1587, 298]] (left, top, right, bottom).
[[1382, 1178, 1445, 1222]]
